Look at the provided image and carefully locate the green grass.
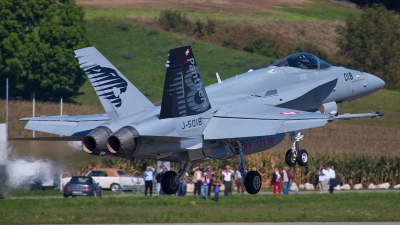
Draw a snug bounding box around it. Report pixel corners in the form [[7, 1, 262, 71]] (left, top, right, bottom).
[[83, 0, 361, 22], [76, 18, 271, 105], [1, 193, 399, 223], [8, 188, 62, 197]]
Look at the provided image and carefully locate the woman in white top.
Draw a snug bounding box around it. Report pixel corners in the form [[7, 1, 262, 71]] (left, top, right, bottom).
[[221, 165, 234, 196], [328, 165, 337, 194]]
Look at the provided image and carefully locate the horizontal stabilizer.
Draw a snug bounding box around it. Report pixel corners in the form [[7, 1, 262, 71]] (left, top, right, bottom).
[[9, 136, 84, 141], [19, 113, 110, 136], [23, 120, 105, 136], [20, 114, 109, 122]]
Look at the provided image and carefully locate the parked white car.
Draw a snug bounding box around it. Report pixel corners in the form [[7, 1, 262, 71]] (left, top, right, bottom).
[[62, 168, 144, 192]]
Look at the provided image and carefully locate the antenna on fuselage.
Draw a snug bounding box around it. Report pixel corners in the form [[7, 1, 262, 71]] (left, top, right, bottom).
[[216, 72, 222, 84]]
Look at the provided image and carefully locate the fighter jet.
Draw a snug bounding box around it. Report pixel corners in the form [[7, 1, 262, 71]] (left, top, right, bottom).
[[19, 45, 384, 195]]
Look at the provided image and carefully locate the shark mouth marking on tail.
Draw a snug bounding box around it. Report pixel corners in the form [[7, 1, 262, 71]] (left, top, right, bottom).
[[85, 65, 128, 108]]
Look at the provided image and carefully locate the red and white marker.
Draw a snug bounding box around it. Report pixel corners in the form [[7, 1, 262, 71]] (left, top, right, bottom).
[[185, 48, 190, 56]]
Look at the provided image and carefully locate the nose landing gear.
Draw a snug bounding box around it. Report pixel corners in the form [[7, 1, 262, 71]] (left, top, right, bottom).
[[285, 130, 309, 167]]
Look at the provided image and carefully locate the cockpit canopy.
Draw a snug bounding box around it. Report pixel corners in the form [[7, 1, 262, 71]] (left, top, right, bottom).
[[270, 52, 331, 70]]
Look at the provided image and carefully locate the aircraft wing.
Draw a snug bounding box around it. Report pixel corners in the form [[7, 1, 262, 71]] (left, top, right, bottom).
[[202, 100, 382, 140], [19, 114, 109, 136]]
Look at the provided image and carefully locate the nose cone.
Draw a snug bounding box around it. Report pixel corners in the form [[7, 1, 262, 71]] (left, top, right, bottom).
[[368, 74, 385, 92]]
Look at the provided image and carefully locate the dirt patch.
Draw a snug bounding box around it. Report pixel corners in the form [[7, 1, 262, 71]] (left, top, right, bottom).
[[212, 20, 342, 56], [327, 0, 358, 8], [77, 0, 311, 12], [254, 20, 342, 56], [139, 17, 341, 58]]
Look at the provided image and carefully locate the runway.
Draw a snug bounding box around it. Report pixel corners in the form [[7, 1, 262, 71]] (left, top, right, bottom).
[[51, 223, 400, 225], [7, 188, 400, 200]]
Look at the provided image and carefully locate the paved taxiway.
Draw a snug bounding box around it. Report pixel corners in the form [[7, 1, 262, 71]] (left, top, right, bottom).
[[56, 223, 400, 225]]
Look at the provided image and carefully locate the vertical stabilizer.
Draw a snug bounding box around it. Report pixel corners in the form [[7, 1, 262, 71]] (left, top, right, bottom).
[[75, 47, 154, 119], [160, 45, 212, 119]]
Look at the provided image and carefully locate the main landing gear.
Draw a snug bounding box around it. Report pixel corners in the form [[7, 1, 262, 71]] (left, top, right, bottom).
[[230, 140, 262, 195], [161, 160, 192, 195], [285, 130, 309, 167], [161, 139, 263, 195]]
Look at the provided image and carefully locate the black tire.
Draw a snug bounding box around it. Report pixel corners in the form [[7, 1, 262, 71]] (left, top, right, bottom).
[[99, 189, 103, 197], [110, 183, 121, 192], [244, 171, 262, 195], [93, 190, 97, 197], [63, 194, 68, 198], [161, 171, 178, 195], [296, 149, 308, 166], [285, 149, 296, 167]]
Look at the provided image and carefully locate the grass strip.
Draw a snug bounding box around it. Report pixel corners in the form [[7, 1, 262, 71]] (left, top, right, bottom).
[[0, 193, 399, 223]]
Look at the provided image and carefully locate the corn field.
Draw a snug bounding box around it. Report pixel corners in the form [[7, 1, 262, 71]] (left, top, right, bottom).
[[81, 152, 400, 188]]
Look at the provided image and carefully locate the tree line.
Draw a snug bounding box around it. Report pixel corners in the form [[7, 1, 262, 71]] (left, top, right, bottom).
[[0, 0, 89, 102], [336, 5, 400, 90], [349, 0, 400, 11]]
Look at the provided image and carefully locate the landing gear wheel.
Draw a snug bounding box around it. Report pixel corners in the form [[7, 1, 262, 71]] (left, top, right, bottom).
[[110, 183, 121, 192], [296, 149, 308, 166], [161, 171, 178, 195], [285, 149, 296, 167], [244, 171, 262, 194]]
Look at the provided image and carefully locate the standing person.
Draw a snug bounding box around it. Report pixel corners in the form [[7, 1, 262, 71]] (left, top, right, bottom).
[[178, 172, 188, 196], [199, 172, 210, 201], [325, 166, 332, 193], [221, 165, 234, 196], [318, 166, 326, 193], [198, 164, 205, 173], [281, 166, 292, 194], [155, 166, 163, 195], [156, 166, 168, 195], [182, 173, 188, 196], [213, 181, 221, 202], [319, 165, 330, 194], [206, 166, 215, 197], [272, 168, 282, 194], [328, 165, 337, 194], [234, 168, 244, 194], [192, 167, 202, 196], [144, 166, 155, 196]]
